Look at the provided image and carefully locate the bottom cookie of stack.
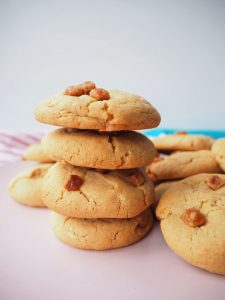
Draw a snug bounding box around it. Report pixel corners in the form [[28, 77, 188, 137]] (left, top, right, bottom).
[[51, 209, 153, 250]]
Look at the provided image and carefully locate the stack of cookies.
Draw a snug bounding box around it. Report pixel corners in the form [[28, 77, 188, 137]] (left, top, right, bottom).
[[34, 81, 161, 250]]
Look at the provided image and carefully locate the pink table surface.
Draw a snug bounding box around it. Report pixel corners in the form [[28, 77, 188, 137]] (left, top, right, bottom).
[[1, 161, 224, 300]]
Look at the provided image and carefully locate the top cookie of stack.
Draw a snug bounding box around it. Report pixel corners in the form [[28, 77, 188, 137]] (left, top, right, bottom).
[[35, 81, 160, 132]]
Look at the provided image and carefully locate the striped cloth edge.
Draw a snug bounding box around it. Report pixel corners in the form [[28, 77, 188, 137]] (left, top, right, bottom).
[[0, 131, 45, 166]]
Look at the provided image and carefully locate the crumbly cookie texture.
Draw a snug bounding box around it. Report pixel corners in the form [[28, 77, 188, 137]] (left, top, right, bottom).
[[211, 138, 225, 172], [156, 174, 225, 275], [146, 150, 221, 181], [155, 181, 179, 203], [23, 143, 55, 163], [8, 163, 53, 207], [34, 89, 161, 131], [153, 134, 214, 152], [43, 162, 154, 218], [51, 208, 153, 250], [42, 128, 156, 169]]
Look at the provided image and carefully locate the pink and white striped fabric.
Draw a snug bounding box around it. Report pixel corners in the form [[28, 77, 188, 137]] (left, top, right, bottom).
[[0, 131, 45, 166]]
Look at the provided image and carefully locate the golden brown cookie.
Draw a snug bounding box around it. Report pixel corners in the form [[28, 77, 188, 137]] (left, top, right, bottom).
[[155, 181, 179, 203], [153, 133, 214, 152], [146, 150, 221, 181], [211, 138, 225, 172], [156, 174, 225, 275], [43, 162, 154, 218], [51, 208, 153, 250], [34, 89, 161, 131], [8, 163, 53, 207], [23, 143, 55, 163], [42, 128, 156, 169]]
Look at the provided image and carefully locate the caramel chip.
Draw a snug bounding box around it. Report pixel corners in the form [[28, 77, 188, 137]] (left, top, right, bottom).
[[125, 171, 145, 187], [175, 131, 188, 135], [81, 81, 96, 95], [182, 208, 206, 227], [64, 85, 84, 96], [65, 175, 83, 191], [207, 175, 225, 191], [90, 88, 110, 101]]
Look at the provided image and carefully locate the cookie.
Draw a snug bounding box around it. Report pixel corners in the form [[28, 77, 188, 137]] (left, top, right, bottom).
[[211, 138, 225, 172], [156, 174, 225, 275], [34, 89, 161, 131], [153, 133, 214, 152], [43, 162, 154, 218], [155, 181, 179, 203], [146, 150, 221, 180], [23, 143, 55, 163], [8, 163, 53, 207], [51, 208, 153, 250], [42, 128, 156, 169]]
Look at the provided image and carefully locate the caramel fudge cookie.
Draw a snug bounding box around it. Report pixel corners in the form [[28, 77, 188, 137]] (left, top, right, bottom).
[[51, 208, 153, 250], [35, 81, 161, 131], [42, 128, 156, 169], [43, 162, 154, 218], [23, 143, 55, 163], [153, 133, 214, 152], [212, 138, 225, 172], [146, 150, 221, 181], [156, 174, 225, 275], [8, 163, 53, 207]]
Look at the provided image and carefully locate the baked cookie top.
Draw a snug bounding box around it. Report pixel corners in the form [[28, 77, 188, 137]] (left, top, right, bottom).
[[51, 208, 153, 250], [34, 81, 161, 131], [156, 174, 225, 275], [42, 128, 156, 169], [43, 162, 154, 218], [23, 143, 55, 163], [211, 138, 225, 172], [8, 163, 53, 207], [146, 150, 221, 181], [155, 181, 179, 204], [153, 132, 214, 152]]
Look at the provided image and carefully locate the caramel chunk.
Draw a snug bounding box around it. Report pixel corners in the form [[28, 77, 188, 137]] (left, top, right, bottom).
[[125, 171, 145, 186], [90, 88, 110, 101], [81, 81, 96, 94], [182, 208, 206, 227], [207, 175, 225, 191], [175, 131, 188, 135], [64, 85, 84, 96], [65, 175, 83, 191], [30, 168, 44, 178]]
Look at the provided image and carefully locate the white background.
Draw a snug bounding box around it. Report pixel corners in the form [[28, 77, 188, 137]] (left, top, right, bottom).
[[0, 0, 225, 131]]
